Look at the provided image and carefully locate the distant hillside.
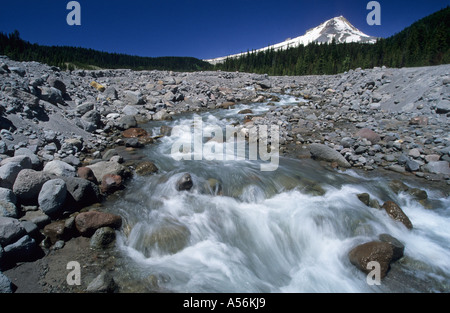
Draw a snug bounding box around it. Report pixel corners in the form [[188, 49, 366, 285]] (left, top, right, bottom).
[[0, 31, 213, 72], [215, 7, 450, 76]]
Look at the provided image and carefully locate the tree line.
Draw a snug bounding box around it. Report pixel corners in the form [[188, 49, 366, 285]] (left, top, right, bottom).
[[215, 6, 450, 75], [0, 30, 213, 72]]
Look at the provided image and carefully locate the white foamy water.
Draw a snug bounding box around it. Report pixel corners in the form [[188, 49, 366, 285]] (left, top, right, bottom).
[[105, 106, 450, 293]]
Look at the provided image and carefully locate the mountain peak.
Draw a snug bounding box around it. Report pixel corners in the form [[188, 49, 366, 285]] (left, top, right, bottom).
[[205, 16, 378, 64]]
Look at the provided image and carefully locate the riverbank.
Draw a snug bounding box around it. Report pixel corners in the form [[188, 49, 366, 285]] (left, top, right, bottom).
[[0, 56, 449, 293]]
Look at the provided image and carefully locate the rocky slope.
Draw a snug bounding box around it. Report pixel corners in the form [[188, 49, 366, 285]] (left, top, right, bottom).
[[0, 55, 449, 292]]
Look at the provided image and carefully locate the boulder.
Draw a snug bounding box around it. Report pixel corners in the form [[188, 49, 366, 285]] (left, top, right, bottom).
[[81, 110, 102, 128], [38, 179, 67, 216], [348, 241, 394, 278], [356, 193, 370, 206], [86, 270, 117, 293], [39, 86, 64, 104], [87, 159, 129, 183], [0, 155, 32, 169], [423, 161, 450, 175], [122, 105, 139, 116], [309, 144, 351, 168], [47, 77, 66, 94], [116, 115, 137, 130], [0, 272, 13, 293], [436, 100, 450, 114], [388, 180, 409, 194], [104, 86, 118, 100], [77, 167, 98, 184], [381, 201, 413, 230], [355, 128, 381, 144], [75, 211, 122, 237], [12, 169, 53, 204], [63, 177, 101, 208], [135, 161, 158, 176], [19, 210, 51, 229], [90, 81, 106, 92], [124, 90, 144, 105], [3, 234, 40, 262], [43, 160, 76, 178], [76, 102, 95, 115], [100, 174, 123, 194], [0, 162, 25, 189], [0, 200, 18, 218], [176, 173, 193, 191], [122, 128, 149, 138], [378, 234, 405, 262], [14, 148, 41, 169], [0, 188, 17, 205], [152, 109, 172, 121], [90, 227, 116, 249], [0, 217, 26, 246]]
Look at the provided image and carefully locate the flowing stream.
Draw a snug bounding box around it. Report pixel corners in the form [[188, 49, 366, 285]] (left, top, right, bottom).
[[103, 95, 450, 293]]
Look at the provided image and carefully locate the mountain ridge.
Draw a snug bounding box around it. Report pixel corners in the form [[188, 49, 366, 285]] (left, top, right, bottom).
[[205, 16, 378, 65]]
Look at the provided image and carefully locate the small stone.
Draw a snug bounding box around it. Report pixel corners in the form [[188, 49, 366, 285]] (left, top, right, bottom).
[[90, 227, 116, 249], [86, 270, 117, 293], [381, 201, 413, 230], [135, 161, 158, 176], [405, 160, 420, 172], [176, 173, 193, 191], [357, 193, 370, 206]]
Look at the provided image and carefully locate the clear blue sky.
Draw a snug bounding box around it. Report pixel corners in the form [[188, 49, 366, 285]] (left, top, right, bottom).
[[0, 0, 448, 60]]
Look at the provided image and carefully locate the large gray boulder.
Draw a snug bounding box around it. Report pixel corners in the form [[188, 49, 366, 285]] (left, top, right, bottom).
[[38, 179, 67, 216], [63, 177, 101, 208], [0, 162, 24, 189], [43, 160, 76, 178], [124, 90, 144, 105], [423, 161, 450, 175], [309, 144, 351, 168], [12, 169, 53, 204], [0, 271, 13, 293], [86, 159, 129, 183], [39, 86, 64, 104], [3, 234, 39, 263], [14, 148, 41, 169], [0, 217, 26, 246], [0, 200, 18, 218], [0, 188, 17, 205]]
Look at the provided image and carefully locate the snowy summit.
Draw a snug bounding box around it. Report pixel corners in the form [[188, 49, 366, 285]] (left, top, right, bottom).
[[206, 16, 378, 65]]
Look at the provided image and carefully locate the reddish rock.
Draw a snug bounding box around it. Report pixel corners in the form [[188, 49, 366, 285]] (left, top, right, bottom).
[[409, 116, 428, 126], [219, 101, 236, 109], [77, 167, 98, 184], [100, 174, 123, 194], [75, 211, 122, 237], [355, 128, 381, 144], [122, 128, 149, 138], [348, 241, 394, 278], [43, 220, 69, 245], [382, 201, 413, 230]]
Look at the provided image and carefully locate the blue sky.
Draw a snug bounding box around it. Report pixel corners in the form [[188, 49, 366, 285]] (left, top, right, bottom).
[[0, 0, 448, 60]]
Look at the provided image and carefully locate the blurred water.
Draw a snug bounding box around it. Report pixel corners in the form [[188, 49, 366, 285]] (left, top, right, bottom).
[[104, 96, 450, 293]]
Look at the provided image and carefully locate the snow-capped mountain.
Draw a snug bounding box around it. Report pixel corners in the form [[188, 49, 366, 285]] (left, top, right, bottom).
[[205, 16, 378, 64]]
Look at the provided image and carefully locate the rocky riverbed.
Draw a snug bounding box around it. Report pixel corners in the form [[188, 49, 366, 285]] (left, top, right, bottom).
[[0, 55, 449, 293]]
